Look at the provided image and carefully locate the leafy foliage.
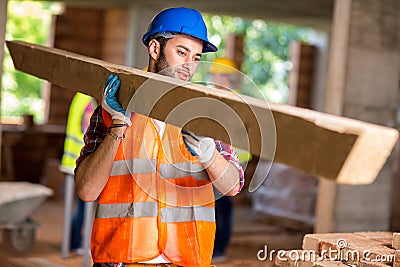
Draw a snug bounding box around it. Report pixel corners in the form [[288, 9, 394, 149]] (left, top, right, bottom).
[[201, 14, 311, 103], [2, 1, 59, 122]]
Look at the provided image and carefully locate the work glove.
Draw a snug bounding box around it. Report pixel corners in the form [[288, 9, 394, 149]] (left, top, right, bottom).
[[102, 74, 132, 126], [182, 130, 216, 164]]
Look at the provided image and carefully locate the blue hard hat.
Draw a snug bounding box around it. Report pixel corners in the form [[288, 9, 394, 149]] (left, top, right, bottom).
[[142, 7, 218, 53]]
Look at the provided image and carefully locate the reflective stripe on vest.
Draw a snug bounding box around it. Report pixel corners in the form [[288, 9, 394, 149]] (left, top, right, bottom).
[[160, 162, 210, 181], [110, 159, 157, 176], [66, 133, 85, 146], [161, 206, 215, 223], [95, 203, 214, 223], [110, 160, 210, 181], [62, 133, 85, 162], [96, 202, 158, 218]]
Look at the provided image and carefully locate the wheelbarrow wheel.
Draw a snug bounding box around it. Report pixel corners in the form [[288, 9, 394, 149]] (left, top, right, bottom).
[[3, 219, 36, 253]]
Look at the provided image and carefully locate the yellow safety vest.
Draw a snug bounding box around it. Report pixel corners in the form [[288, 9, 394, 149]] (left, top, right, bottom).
[[61, 93, 95, 174], [235, 147, 252, 164]]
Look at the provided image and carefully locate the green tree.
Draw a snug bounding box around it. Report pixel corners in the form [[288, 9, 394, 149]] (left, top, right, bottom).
[[2, 1, 59, 123], [201, 14, 310, 103]]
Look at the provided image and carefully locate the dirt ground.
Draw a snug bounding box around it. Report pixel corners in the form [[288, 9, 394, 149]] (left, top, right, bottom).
[[0, 198, 309, 267]]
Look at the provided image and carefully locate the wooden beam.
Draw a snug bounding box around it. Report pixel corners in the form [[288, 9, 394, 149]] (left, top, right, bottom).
[[6, 40, 399, 184]]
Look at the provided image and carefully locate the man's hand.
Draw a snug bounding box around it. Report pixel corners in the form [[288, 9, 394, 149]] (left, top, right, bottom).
[[102, 74, 132, 126], [182, 130, 216, 164]]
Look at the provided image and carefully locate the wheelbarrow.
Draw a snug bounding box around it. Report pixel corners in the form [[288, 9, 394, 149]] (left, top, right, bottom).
[[0, 181, 53, 253]]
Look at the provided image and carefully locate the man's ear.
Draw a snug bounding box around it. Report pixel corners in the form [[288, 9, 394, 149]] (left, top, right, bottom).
[[148, 39, 161, 61]]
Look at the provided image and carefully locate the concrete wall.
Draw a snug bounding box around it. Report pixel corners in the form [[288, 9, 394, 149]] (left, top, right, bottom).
[[343, 0, 399, 126], [125, 4, 159, 69], [316, 0, 400, 232], [307, 30, 329, 113]]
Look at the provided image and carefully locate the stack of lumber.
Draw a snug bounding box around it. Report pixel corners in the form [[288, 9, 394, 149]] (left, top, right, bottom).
[[275, 232, 400, 267]]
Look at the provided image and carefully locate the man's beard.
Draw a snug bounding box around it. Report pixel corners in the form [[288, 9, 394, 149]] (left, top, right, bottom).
[[155, 50, 192, 81], [155, 50, 174, 78]]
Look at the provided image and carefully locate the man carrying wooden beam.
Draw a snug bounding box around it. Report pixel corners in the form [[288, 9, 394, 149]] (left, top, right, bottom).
[[74, 7, 244, 267]]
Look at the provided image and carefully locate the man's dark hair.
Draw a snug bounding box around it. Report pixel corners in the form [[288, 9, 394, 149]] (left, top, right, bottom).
[[151, 35, 171, 73], [153, 36, 169, 50]]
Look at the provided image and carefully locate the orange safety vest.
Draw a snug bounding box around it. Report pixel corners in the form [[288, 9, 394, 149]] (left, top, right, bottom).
[[91, 110, 216, 266]]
